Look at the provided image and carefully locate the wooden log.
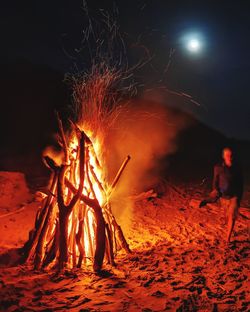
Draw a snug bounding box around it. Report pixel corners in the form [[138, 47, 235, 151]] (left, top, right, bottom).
[[105, 223, 115, 266], [105, 204, 118, 253], [58, 205, 70, 269], [85, 208, 94, 259], [56, 112, 69, 164], [57, 165, 70, 269], [103, 203, 131, 255], [76, 206, 85, 268], [92, 205, 106, 272], [69, 208, 78, 268], [89, 164, 106, 195], [108, 155, 131, 195], [57, 130, 85, 270], [114, 222, 131, 254], [65, 178, 106, 272], [42, 220, 60, 268], [34, 197, 56, 270], [21, 172, 58, 263], [85, 150, 97, 199]]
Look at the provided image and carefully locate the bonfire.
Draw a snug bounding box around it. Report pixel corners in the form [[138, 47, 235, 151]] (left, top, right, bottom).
[[20, 64, 131, 272]]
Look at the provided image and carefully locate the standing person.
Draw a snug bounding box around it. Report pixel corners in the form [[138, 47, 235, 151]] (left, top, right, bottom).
[[200, 147, 243, 243]]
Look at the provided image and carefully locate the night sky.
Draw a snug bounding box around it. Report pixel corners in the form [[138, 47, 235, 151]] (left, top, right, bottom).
[[1, 0, 250, 140]]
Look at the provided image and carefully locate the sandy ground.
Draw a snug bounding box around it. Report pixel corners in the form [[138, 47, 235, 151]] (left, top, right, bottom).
[[0, 172, 249, 312]]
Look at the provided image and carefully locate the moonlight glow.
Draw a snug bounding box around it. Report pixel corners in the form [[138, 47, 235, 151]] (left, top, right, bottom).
[[187, 38, 201, 52], [179, 32, 205, 55]]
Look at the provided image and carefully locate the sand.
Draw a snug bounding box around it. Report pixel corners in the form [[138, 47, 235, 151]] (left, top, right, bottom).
[[0, 172, 249, 311]]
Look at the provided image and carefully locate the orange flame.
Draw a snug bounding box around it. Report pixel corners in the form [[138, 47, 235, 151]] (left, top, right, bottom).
[[65, 126, 108, 265]]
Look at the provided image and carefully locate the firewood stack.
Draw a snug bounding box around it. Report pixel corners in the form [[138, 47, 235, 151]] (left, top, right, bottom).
[[21, 115, 131, 272]]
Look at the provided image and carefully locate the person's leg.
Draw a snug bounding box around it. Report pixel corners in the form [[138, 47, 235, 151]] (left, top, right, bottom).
[[226, 197, 238, 243], [220, 198, 228, 225]]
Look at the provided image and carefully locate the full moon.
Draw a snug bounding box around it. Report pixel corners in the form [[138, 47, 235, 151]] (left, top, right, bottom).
[[179, 31, 204, 55], [187, 38, 201, 52]]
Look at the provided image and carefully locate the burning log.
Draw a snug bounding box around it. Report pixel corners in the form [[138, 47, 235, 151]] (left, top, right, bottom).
[[108, 155, 131, 196], [21, 172, 58, 264], [64, 178, 107, 271], [21, 115, 131, 272]]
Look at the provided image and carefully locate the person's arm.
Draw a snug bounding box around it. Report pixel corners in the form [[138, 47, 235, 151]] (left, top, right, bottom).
[[199, 164, 220, 208]]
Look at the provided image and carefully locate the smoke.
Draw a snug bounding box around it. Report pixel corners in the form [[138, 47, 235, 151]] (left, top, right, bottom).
[[42, 144, 64, 167], [103, 98, 189, 230]]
